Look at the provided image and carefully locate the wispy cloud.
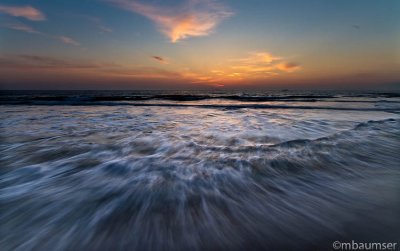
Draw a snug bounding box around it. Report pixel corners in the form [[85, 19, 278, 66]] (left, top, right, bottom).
[[99, 25, 113, 33], [230, 52, 301, 75], [57, 36, 81, 46], [112, 0, 233, 42], [0, 54, 115, 69], [151, 55, 168, 64], [0, 54, 179, 79], [0, 5, 46, 21], [276, 62, 301, 73], [233, 52, 281, 65], [2, 22, 41, 34], [88, 16, 113, 33], [182, 51, 302, 84], [107, 66, 181, 79], [0, 5, 81, 47], [1, 24, 81, 46]]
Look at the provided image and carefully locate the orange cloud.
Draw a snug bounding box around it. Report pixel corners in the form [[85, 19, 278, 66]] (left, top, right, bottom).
[[225, 52, 301, 77], [179, 51, 302, 84], [57, 36, 80, 46], [0, 5, 45, 21], [113, 0, 232, 42], [233, 52, 281, 64], [276, 62, 301, 72]]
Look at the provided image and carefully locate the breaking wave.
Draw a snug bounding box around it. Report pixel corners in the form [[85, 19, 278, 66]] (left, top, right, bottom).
[[1, 91, 399, 250]]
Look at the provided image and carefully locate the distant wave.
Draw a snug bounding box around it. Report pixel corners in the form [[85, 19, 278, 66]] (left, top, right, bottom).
[[1, 101, 399, 112], [1, 91, 400, 104], [1, 94, 334, 103]]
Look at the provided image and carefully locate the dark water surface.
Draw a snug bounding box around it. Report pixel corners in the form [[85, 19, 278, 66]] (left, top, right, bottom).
[[1, 90, 400, 250]]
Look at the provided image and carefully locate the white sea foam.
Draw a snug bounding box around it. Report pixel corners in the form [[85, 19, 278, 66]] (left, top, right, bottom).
[[1, 92, 400, 250]]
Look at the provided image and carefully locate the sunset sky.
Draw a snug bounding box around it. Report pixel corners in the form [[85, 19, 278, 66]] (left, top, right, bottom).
[[0, 0, 399, 90]]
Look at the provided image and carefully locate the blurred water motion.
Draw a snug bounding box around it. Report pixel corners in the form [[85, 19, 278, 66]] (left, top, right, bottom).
[[1, 91, 400, 251]]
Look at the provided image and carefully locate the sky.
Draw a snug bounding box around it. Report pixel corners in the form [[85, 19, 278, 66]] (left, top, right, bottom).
[[0, 0, 399, 90]]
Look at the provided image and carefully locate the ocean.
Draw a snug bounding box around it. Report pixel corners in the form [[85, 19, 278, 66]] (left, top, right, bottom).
[[1, 90, 399, 251]]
